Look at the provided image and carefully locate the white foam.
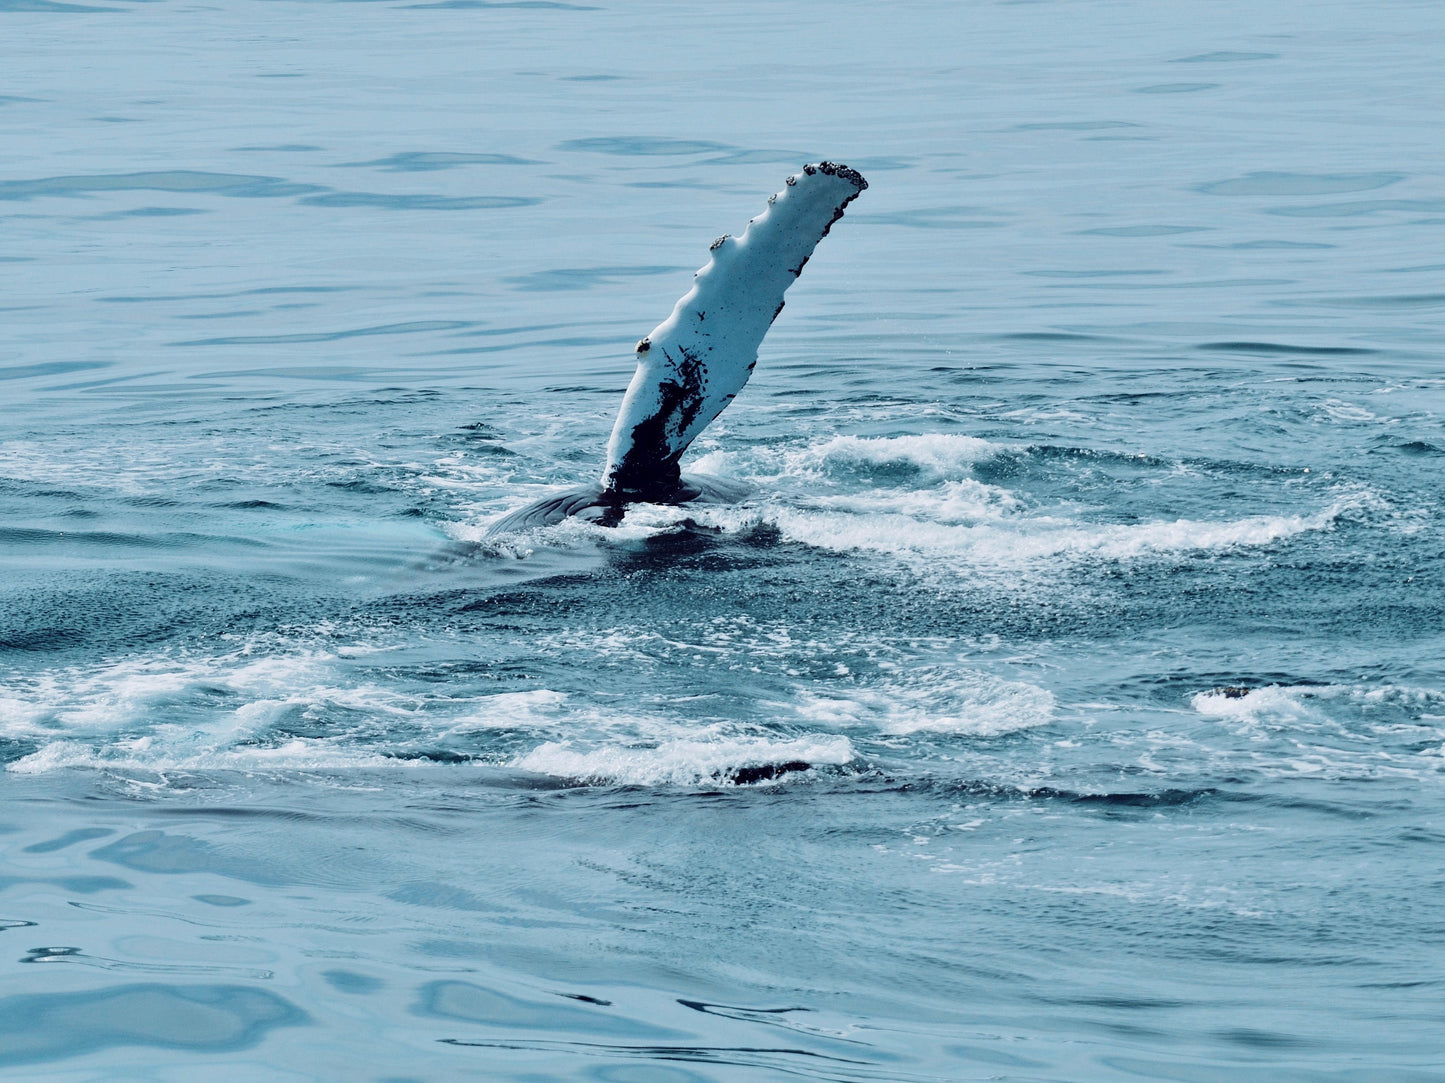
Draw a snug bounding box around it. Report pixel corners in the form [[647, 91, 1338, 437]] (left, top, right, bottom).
[[695, 490, 1368, 574], [795, 670, 1055, 737], [687, 432, 1389, 577], [512, 733, 854, 787], [0, 641, 447, 775], [6, 737, 398, 775], [690, 432, 1000, 485], [443, 690, 570, 733], [1192, 682, 1445, 724]]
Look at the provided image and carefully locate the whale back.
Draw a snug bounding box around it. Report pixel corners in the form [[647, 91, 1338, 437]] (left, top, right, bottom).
[[602, 163, 867, 498]]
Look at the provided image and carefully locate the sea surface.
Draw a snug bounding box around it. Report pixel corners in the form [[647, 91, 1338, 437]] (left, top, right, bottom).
[[3, 0, 1445, 1078]]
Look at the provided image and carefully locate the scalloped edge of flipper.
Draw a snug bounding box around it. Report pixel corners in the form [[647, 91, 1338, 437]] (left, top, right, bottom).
[[601, 162, 867, 499]]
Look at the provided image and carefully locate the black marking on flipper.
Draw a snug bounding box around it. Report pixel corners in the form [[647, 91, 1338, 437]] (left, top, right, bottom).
[[609, 345, 707, 498]]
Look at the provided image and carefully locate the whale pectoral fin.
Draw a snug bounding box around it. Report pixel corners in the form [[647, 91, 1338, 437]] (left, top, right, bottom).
[[486, 164, 865, 533], [602, 163, 867, 498]]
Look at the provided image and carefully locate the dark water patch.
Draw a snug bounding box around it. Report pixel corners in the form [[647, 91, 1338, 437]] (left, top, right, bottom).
[[505, 264, 684, 292], [992, 331, 1116, 343], [678, 1000, 811, 1021], [193, 894, 251, 907], [1036, 992, 1192, 1012], [1395, 441, 1443, 456], [1, 360, 111, 381], [557, 137, 733, 157], [0, 626, 82, 651], [1266, 198, 1445, 218], [1079, 225, 1208, 237], [701, 148, 825, 167], [1173, 51, 1279, 62], [1380, 262, 1445, 274], [1193, 239, 1334, 250], [99, 285, 358, 303], [0, 0, 119, 10], [560, 992, 612, 1005], [1197, 172, 1403, 197], [921, 778, 1226, 809], [232, 144, 323, 152], [406, 0, 598, 8], [323, 969, 384, 993], [1012, 121, 1138, 131], [1292, 293, 1445, 309], [1196, 341, 1376, 357], [559, 74, 622, 82], [0, 919, 39, 931], [23, 828, 114, 853], [0, 526, 177, 548], [0, 984, 306, 1068], [388, 881, 491, 910], [92, 206, 209, 219], [326, 477, 396, 494], [339, 151, 540, 171], [0, 170, 322, 201], [173, 319, 473, 347], [437, 1036, 876, 1070], [854, 206, 1004, 229], [1212, 1027, 1314, 1050], [415, 980, 682, 1038], [0, 875, 133, 893], [1022, 268, 1166, 278], [0, 95, 45, 104], [298, 191, 539, 210], [1133, 83, 1219, 94], [428, 334, 628, 356], [91, 830, 289, 885]]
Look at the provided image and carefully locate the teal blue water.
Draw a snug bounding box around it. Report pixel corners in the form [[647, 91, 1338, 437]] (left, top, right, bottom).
[[3, 0, 1445, 1078]]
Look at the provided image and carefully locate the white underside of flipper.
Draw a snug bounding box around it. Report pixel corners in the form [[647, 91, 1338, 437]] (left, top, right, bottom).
[[601, 162, 867, 498]]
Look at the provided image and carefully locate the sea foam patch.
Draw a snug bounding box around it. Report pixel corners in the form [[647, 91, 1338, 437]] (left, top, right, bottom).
[[511, 734, 854, 787], [690, 432, 1002, 486], [682, 431, 1389, 577], [795, 669, 1055, 737], [694, 474, 1375, 575], [1192, 682, 1445, 726]]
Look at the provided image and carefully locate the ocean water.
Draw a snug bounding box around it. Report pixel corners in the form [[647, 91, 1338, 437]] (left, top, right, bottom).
[[3, 0, 1445, 1077]]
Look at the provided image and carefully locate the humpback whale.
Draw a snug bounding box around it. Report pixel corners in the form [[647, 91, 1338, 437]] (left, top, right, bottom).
[[488, 162, 867, 535]]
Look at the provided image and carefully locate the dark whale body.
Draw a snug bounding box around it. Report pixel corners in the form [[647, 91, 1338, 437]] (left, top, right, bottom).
[[486, 473, 752, 534]]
